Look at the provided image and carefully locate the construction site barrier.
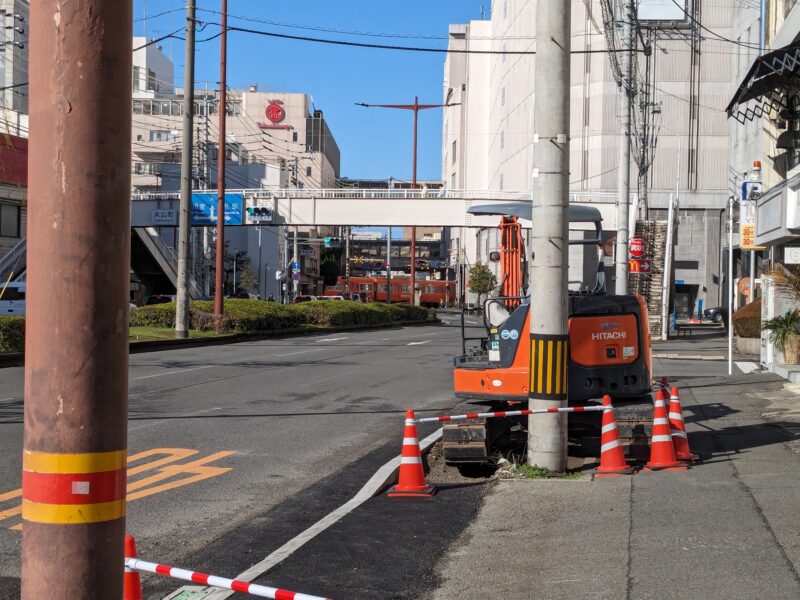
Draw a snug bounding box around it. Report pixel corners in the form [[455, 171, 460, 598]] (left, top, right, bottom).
[[124, 557, 332, 600], [413, 405, 606, 424]]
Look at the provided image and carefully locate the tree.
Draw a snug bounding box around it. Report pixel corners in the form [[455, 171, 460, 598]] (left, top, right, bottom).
[[238, 264, 259, 294], [468, 262, 497, 305]]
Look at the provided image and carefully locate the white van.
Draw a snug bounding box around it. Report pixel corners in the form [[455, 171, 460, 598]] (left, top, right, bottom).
[[0, 282, 25, 316]]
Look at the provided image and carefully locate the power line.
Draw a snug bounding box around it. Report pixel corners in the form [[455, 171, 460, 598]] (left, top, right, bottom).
[[212, 23, 645, 55], [669, 0, 760, 50]]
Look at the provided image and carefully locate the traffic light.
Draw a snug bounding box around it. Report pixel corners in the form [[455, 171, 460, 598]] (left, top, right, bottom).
[[245, 205, 273, 223], [324, 236, 342, 248]]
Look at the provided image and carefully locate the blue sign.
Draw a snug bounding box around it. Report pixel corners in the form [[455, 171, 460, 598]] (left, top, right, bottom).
[[675, 280, 685, 285], [191, 193, 243, 225], [291, 262, 301, 271], [292, 273, 300, 281], [741, 180, 763, 202]]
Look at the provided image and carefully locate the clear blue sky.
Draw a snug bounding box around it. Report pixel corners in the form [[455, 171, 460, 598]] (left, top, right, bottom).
[[133, 1, 486, 182]]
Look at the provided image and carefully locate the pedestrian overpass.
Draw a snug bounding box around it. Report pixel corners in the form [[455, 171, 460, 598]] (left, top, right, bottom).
[[131, 188, 621, 230]]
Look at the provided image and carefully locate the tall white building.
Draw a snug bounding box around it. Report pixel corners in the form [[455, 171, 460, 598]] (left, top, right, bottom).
[[443, 1, 739, 315], [0, 0, 28, 135]]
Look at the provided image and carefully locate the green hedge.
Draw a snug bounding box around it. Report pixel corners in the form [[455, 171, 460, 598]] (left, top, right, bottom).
[[293, 301, 431, 326], [733, 298, 761, 338], [0, 316, 24, 352], [191, 299, 304, 331]]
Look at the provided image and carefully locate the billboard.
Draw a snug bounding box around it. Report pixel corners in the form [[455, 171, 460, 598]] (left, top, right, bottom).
[[637, 0, 688, 22]]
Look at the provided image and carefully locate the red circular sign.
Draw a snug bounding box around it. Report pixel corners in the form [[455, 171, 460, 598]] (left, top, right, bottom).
[[266, 102, 286, 124], [629, 237, 646, 258]]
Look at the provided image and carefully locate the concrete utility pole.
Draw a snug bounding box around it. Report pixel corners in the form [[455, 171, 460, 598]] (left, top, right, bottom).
[[214, 0, 228, 315], [176, 0, 196, 338], [528, 0, 571, 472], [22, 1, 131, 597], [293, 227, 299, 299], [614, 0, 634, 295], [387, 227, 392, 303]]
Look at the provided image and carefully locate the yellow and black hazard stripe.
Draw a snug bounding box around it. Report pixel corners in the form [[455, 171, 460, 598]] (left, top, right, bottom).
[[529, 334, 568, 400], [22, 449, 126, 525]]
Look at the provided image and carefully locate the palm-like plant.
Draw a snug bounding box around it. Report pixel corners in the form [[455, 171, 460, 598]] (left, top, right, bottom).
[[762, 310, 800, 352], [766, 264, 800, 304]]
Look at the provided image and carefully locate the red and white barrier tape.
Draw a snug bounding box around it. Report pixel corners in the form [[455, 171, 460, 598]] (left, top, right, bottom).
[[414, 405, 606, 424], [124, 557, 331, 600]]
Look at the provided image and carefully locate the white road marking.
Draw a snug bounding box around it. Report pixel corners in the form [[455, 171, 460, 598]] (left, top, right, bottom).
[[274, 348, 327, 357], [188, 428, 444, 600], [466, 320, 478, 325], [132, 365, 215, 381], [407, 340, 431, 346], [735, 361, 760, 374], [315, 336, 349, 343]]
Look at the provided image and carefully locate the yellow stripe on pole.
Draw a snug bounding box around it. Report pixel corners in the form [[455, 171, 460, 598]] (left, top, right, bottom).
[[23, 450, 126, 474], [546, 340, 553, 395], [22, 499, 125, 524], [537, 339, 544, 394], [555, 340, 562, 395]]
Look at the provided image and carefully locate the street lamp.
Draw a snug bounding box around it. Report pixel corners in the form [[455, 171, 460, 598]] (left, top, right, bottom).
[[356, 98, 459, 305]]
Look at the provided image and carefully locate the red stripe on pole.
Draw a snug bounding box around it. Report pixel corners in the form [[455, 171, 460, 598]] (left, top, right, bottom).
[[155, 564, 171, 576], [439, 416, 451, 422], [191, 572, 210, 585], [231, 580, 251, 593], [573, 406, 586, 412], [22, 468, 126, 505], [466, 413, 478, 419], [275, 590, 297, 600], [494, 411, 507, 418]]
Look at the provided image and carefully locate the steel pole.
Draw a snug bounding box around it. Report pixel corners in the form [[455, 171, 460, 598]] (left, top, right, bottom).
[[614, 0, 634, 295], [387, 227, 392, 303], [214, 0, 227, 315], [411, 97, 418, 306], [293, 227, 299, 298], [528, 0, 571, 472], [729, 196, 735, 375], [176, 0, 196, 338], [22, 2, 131, 597]]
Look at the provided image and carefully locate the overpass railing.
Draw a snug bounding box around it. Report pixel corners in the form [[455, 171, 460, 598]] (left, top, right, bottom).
[[131, 188, 531, 202]]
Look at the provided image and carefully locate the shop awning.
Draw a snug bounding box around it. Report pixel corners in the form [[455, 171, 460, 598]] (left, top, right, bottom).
[[726, 41, 800, 123]]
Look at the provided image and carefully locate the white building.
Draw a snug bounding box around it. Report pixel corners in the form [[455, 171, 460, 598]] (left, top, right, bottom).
[[443, 1, 739, 315], [130, 38, 341, 300], [0, 0, 28, 135]]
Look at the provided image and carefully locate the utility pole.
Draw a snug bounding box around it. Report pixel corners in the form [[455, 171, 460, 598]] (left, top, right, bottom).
[[23, 2, 131, 597], [528, 0, 571, 472], [176, 0, 196, 338], [345, 226, 351, 294], [213, 0, 227, 315], [614, 0, 634, 295], [356, 98, 459, 305]]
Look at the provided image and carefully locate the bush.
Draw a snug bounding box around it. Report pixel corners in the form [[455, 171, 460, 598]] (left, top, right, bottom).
[[732, 298, 761, 338], [292, 301, 431, 327], [0, 316, 24, 352], [191, 299, 304, 332], [190, 310, 231, 333], [129, 303, 176, 328]]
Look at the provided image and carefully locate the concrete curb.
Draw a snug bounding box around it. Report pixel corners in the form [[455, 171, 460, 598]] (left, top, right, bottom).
[[0, 318, 441, 368]]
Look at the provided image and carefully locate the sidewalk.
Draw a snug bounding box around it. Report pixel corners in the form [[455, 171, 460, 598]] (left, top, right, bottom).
[[431, 341, 800, 599]]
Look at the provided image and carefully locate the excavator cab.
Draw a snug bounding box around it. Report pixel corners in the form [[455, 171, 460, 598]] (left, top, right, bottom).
[[447, 202, 653, 465]]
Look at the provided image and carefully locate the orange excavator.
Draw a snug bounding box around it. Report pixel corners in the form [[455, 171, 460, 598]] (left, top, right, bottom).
[[446, 203, 653, 465]]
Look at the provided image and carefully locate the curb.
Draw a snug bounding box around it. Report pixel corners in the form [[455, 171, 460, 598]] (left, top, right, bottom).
[[0, 318, 441, 368]]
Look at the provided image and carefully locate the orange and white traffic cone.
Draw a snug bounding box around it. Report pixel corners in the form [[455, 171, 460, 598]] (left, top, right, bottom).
[[388, 409, 437, 498], [644, 390, 688, 472], [124, 534, 143, 600], [668, 387, 698, 463], [595, 395, 634, 477]]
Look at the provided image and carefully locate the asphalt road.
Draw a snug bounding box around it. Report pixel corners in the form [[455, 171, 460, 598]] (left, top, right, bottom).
[[0, 315, 474, 598]]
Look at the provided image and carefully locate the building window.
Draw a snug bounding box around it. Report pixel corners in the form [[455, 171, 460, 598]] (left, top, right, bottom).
[[132, 66, 143, 92], [451, 172, 456, 189], [499, 174, 504, 191], [501, 87, 506, 106], [306, 166, 312, 177], [147, 69, 157, 92], [0, 204, 20, 238], [503, 0, 508, 18], [149, 130, 171, 142], [452, 140, 457, 164], [502, 43, 507, 63], [293, 132, 298, 142], [500, 130, 505, 149]]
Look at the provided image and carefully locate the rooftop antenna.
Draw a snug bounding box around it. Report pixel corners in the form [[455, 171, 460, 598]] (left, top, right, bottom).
[[480, 3, 485, 19], [143, 0, 147, 38]]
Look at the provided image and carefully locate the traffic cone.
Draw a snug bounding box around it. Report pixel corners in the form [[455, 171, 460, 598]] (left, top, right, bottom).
[[124, 534, 143, 600], [644, 390, 688, 472], [595, 395, 634, 477], [668, 387, 698, 463], [388, 409, 437, 498]]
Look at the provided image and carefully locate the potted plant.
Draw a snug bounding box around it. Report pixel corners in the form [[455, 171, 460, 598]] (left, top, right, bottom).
[[763, 310, 800, 364]]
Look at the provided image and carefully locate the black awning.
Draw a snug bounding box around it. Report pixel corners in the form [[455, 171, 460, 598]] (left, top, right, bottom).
[[726, 41, 800, 123]]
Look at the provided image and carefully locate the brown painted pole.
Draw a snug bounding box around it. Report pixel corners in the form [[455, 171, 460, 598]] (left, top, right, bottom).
[[23, 1, 131, 598], [410, 97, 418, 306], [214, 0, 228, 316]]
